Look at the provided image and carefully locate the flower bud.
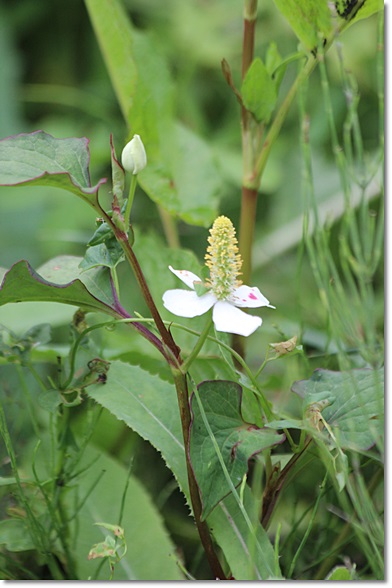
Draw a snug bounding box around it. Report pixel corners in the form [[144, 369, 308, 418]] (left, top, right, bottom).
[[121, 134, 147, 174]]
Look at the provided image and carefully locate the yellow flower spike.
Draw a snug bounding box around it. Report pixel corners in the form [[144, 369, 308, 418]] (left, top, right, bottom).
[[205, 216, 242, 300]]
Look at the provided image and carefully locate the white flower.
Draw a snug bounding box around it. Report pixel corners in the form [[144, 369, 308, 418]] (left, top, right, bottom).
[[121, 134, 147, 174], [162, 216, 275, 337]]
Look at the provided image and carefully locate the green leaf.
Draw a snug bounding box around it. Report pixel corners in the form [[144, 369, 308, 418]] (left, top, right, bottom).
[[87, 361, 282, 579], [209, 488, 281, 580], [0, 131, 105, 208], [292, 367, 384, 451], [272, 0, 382, 52], [0, 257, 125, 318], [87, 361, 187, 491], [79, 243, 125, 272], [241, 58, 277, 123], [265, 42, 286, 92], [136, 122, 220, 227], [325, 565, 354, 580], [72, 447, 183, 580], [0, 518, 35, 552], [335, 0, 383, 29], [84, 0, 220, 226], [189, 380, 285, 519], [272, 0, 333, 51]]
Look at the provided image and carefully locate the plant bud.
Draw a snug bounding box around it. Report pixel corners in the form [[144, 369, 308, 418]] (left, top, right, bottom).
[[121, 134, 147, 174]]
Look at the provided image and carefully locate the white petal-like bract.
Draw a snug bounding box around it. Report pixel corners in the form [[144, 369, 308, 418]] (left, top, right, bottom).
[[212, 300, 262, 336], [168, 266, 203, 290], [229, 285, 274, 309], [163, 289, 216, 318]]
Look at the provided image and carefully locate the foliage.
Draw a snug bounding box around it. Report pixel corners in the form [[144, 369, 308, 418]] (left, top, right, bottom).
[[0, 0, 383, 581]]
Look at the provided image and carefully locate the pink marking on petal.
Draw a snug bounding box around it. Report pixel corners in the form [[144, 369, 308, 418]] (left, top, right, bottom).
[[249, 292, 258, 300]]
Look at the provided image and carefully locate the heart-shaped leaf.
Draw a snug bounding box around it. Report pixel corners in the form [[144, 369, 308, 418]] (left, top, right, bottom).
[[189, 380, 285, 519]]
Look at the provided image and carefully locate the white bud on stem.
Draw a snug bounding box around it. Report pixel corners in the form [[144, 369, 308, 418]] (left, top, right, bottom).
[[121, 134, 147, 174]]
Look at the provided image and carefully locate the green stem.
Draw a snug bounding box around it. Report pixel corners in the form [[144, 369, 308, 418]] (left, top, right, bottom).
[[182, 316, 213, 372], [124, 174, 137, 225]]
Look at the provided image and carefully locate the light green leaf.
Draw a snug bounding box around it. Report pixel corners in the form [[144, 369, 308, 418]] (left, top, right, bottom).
[[84, 0, 220, 226], [292, 367, 384, 451], [335, 0, 383, 30], [272, 0, 333, 51], [189, 380, 285, 519], [87, 362, 282, 579], [325, 565, 354, 580], [241, 58, 277, 123], [0, 257, 125, 318], [139, 123, 220, 227], [0, 518, 35, 552], [273, 0, 382, 51], [0, 131, 105, 208], [70, 446, 184, 580]]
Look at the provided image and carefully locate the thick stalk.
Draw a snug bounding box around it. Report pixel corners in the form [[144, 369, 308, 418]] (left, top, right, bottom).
[[171, 368, 226, 579], [238, 186, 258, 286], [235, 1, 258, 360]]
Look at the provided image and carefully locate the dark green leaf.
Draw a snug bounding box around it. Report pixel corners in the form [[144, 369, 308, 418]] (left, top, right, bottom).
[[0, 131, 105, 208], [0, 257, 125, 318], [189, 380, 285, 519], [79, 242, 125, 272], [241, 58, 277, 123]]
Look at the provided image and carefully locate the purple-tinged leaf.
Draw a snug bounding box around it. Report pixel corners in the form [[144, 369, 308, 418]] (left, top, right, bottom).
[[0, 256, 125, 318]]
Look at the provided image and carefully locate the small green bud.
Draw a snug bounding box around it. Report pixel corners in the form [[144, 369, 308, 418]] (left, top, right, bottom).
[[121, 134, 147, 174]]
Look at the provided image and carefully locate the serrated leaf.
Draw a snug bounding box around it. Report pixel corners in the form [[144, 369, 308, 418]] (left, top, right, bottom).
[[0, 131, 105, 207], [87, 361, 282, 579], [0, 257, 125, 318], [292, 367, 384, 451], [189, 380, 285, 519], [241, 58, 277, 123], [87, 360, 187, 492]]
